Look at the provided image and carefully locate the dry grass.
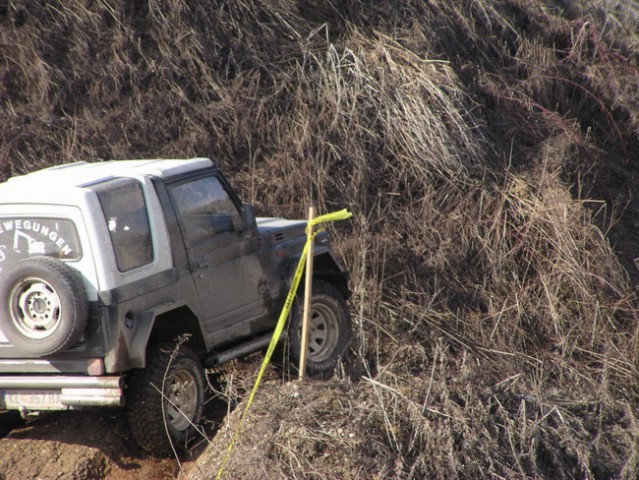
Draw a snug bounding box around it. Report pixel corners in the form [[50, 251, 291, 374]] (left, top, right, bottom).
[[2, 0, 639, 478]]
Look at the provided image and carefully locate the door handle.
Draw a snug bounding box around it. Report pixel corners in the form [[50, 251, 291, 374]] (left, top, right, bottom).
[[243, 237, 265, 253], [246, 237, 264, 251]]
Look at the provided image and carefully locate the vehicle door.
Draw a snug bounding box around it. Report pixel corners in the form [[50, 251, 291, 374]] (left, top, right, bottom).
[[166, 173, 269, 346]]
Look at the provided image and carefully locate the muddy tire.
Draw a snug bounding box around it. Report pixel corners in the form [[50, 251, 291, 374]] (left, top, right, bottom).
[[0, 256, 88, 356], [287, 280, 352, 376], [126, 344, 205, 455]]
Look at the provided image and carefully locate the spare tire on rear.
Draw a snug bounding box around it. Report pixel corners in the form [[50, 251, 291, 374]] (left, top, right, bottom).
[[0, 256, 89, 356]]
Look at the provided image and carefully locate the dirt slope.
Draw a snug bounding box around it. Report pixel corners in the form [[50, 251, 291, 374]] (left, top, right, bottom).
[[2, 0, 639, 478]]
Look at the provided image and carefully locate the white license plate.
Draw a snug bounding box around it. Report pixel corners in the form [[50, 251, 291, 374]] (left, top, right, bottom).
[[1, 390, 64, 410]]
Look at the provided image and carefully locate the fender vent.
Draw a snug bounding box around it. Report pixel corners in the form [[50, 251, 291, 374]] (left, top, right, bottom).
[[273, 232, 285, 242]]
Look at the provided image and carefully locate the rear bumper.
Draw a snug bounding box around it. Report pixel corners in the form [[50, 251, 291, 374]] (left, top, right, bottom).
[[0, 375, 123, 410], [0, 357, 104, 374]]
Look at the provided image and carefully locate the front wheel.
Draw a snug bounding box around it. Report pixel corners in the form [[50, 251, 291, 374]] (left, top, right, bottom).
[[126, 344, 205, 455], [287, 280, 352, 376]]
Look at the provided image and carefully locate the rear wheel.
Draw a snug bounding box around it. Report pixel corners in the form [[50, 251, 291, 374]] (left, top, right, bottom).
[[287, 280, 352, 376], [126, 344, 205, 455]]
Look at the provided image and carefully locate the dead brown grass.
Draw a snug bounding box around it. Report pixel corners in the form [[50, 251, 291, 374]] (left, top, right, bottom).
[[2, 0, 639, 479]]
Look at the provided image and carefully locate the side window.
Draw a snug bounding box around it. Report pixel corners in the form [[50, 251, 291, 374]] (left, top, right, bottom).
[[169, 176, 242, 247], [91, 178, 154, 272]]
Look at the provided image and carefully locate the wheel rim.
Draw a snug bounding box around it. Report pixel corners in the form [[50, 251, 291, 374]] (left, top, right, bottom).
[[165, 369, 198, 432], [9, 277, 62, 339], [304, 301, 340, 363]]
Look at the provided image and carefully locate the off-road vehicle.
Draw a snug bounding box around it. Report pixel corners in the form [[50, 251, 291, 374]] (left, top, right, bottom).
[[0, 158, 351, 453]]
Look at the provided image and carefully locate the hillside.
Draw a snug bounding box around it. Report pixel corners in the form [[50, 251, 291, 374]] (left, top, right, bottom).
[[2, 1, 639, 478]]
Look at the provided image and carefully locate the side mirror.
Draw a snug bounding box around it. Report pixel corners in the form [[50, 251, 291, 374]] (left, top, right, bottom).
[[211, 214, 234, 234], [241, 204, 257, 232]]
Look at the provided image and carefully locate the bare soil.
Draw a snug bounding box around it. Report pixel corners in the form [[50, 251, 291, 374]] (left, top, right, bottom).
[[0, 410, 191, 480], [0, 380, 239, 480], [0, 411, 150, 479], [0, 370, 233, 479]]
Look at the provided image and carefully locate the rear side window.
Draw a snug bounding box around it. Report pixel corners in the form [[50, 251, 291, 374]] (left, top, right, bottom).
[[91, 178, 153, 272], [0, 217, 81, 273]]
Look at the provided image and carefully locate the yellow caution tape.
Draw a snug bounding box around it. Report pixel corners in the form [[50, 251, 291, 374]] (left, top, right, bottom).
[[308, 208, 353, 228], [215, 208, 352, 479]]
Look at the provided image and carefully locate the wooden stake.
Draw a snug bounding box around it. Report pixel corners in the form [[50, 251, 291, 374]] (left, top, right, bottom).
[[299, 206, 315, 381]]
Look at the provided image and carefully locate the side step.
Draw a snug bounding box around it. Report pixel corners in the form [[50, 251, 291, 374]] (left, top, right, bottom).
[[203, 332, 276, 368]]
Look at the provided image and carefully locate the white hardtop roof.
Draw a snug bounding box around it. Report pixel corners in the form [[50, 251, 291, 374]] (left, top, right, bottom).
[[0, 158, 213, 203]]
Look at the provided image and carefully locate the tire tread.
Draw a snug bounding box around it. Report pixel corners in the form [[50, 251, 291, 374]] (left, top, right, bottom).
[[126, 344, 204, 455]]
